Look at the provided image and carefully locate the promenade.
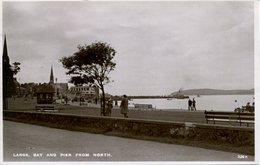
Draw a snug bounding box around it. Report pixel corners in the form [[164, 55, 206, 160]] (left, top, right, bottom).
[[7, 97, 206, 124], [4, 120, 254, 161], [4, 97, 255, 156]]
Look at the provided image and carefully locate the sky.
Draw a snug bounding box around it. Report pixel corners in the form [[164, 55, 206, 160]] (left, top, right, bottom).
[[2, 1, 255, 96]]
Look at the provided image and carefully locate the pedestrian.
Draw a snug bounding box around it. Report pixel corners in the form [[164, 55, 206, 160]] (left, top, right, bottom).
[[65, 96, 68, 105], [106, 98, 113, 116], [188, 99, 192, 111], [24, 94, 28, 103], [115, 100, 118, 107], [192, 98, 196, 111], [120, 95, 129, 118]]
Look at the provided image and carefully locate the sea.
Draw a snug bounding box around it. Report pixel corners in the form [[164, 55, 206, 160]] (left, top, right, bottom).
[[128, 95, 255, 112]]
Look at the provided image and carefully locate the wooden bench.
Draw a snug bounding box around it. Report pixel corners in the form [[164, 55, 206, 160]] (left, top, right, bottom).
[[35, 105, 59, 112], [205, 111, 254, 127]]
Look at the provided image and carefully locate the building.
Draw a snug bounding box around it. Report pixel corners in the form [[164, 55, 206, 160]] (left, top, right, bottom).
[[49, 66, 68, 99], [70, 85, 99, 98], [68, 85, 99, 104], [48, 66, 99, 103], [36, 84, 55, 104], [55, 83, 69, 98]]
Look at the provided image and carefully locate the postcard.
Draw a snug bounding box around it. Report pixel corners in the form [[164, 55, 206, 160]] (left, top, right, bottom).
[[1, 0, 258, 164]]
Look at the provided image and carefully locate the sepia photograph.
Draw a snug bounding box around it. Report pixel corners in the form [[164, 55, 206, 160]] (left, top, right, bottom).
[[1, 0, 257, 164]]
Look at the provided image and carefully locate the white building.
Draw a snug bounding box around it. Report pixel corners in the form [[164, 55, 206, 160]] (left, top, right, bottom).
[[69, 85, 99, 104], [70, 85, 99, 97]]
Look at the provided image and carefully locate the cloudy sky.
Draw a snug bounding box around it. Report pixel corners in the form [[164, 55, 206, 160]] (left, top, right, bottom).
[[3, 1, 254, 95]]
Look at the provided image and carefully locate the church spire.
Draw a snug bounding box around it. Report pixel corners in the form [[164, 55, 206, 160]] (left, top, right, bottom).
[[3, 35, 10, 64], [49, 66, 54, 84]]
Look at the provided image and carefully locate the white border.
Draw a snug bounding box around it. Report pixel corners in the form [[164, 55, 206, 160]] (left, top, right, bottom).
[[0, 0, 258, 165]]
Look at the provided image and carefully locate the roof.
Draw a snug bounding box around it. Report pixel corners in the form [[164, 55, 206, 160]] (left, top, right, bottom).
[[36, 84, 55, 93]]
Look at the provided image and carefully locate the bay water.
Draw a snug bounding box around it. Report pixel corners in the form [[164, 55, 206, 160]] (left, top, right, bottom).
[[129, 95, 254, 112]]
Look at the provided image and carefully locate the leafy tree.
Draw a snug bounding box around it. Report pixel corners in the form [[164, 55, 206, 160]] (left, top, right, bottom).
[[12, 62, 21, 75], [11, 62, 21, 96], [60, 41, 116, 116]]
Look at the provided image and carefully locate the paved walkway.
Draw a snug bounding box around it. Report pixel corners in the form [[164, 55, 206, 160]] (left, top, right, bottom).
[[3, 121, 254, 162]]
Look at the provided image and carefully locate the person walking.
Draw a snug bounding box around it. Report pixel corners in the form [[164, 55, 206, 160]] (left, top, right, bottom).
[[192, 98, 196, 111], [188, 99, 192, 111], [106, 98, 113, 116], [120, 95, 129, 118]]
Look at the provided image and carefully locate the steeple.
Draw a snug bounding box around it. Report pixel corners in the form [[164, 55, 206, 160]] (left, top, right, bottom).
[[3, 35, 14, 109], [3, 35, 10, 64], [49, 66, 54, 84]]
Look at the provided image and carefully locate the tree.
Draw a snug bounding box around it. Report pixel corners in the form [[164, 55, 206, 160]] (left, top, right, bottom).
[[60, 41, 116, 116], [12, 62, 21, 75], [11, 62, 21, 96]]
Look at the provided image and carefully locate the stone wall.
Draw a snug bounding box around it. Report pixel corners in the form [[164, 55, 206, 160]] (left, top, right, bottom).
[[3, 111, 254, 154]]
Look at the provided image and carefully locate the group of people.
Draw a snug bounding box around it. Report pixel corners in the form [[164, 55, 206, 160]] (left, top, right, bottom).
[[108, 95, 197, 116], [188, 98, 196, 111], [105, 94, 129, 118]]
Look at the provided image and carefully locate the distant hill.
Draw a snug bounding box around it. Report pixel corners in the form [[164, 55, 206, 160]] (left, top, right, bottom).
[[171, 88, 254, 96]]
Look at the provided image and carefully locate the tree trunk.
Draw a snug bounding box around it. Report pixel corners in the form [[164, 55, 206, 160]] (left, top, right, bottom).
[[3, 97, 8, 110], [100, 85, 106, 116]]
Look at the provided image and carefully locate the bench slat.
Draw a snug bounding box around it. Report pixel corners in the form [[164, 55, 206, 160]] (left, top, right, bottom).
[[35, 105, 57, 112], [207, 118, 254, 123], [205, 115, 254, 120], [205, 110, 254, 127], [205, 111, 254, 116]]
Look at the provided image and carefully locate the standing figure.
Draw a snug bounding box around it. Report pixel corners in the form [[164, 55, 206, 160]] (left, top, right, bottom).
[[115, 100, 118, 107], [188, 99, 192, 111], [120, 95, 129, 118], [106, 98, 113, 116], [192, 98, 196, 111], [65, 96, 68, 105]]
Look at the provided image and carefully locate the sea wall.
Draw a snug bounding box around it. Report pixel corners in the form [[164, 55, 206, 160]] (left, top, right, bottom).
[[3, 110, 254, 154]]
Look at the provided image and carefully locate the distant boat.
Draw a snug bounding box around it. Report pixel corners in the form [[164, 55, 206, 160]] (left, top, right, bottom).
[[171, 88, 189, 99]]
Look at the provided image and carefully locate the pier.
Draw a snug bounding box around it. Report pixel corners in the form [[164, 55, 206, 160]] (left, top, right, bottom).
[[111, 95, 189, 100]]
